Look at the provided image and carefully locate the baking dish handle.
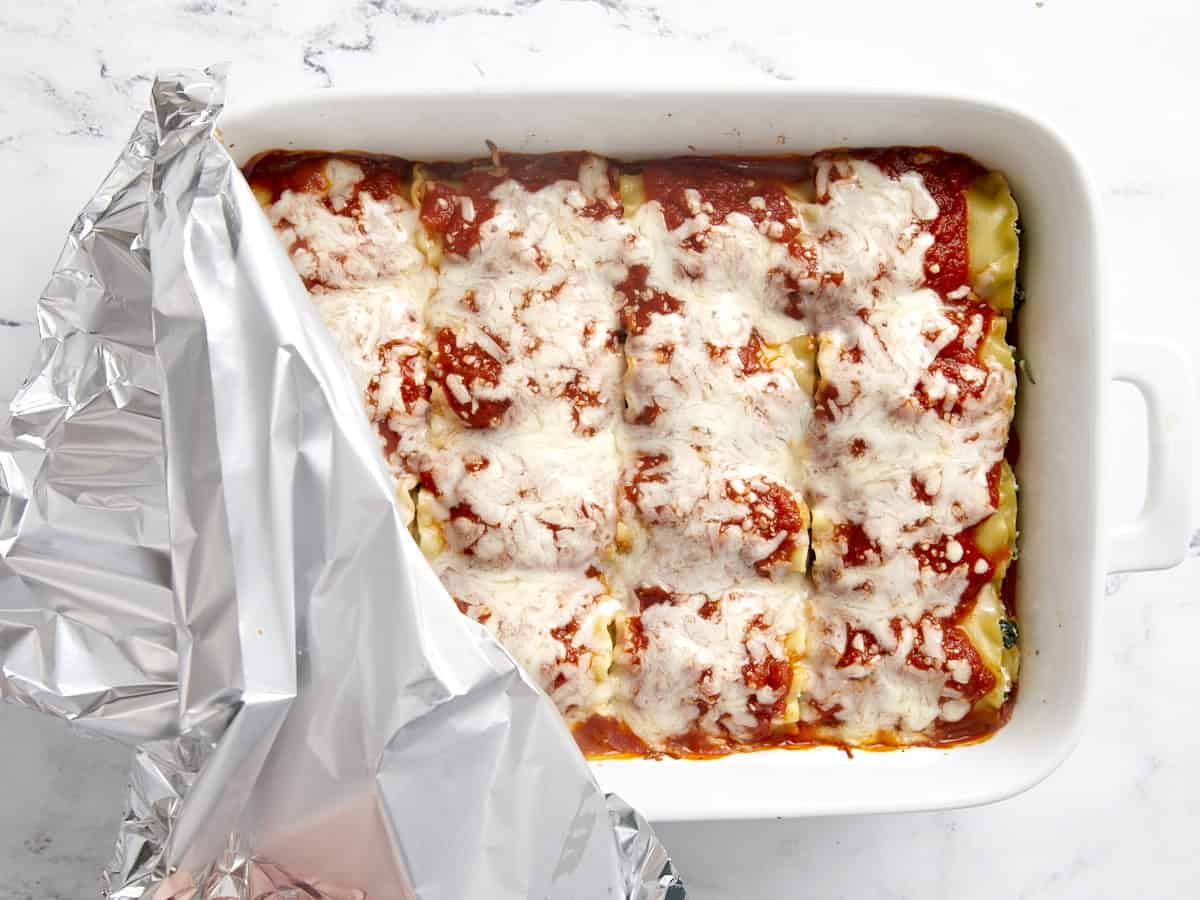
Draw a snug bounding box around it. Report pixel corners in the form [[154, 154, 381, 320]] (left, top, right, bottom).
[[1107, 336, 1197, 574]]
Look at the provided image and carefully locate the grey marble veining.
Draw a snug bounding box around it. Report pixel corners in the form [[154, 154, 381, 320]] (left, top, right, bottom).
[[0, 705, 129, 900], [2, 1, 1199, 897]]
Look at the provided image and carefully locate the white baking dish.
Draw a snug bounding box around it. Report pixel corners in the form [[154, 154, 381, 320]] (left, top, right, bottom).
[[220, 90, 1195, 821]]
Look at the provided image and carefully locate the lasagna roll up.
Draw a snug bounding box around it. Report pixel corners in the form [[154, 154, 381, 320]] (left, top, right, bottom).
[[412, 153, 631, 726], [590, 159, 815, 754], [245, 153, 436, 526], [797, 150, 1019, 745]]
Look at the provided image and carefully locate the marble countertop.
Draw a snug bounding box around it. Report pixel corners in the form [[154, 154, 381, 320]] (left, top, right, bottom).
[[2, 1, 1198, 897]]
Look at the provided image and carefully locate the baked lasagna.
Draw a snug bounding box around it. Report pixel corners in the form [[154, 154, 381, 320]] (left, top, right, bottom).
[[246, 145, 1021, 756]]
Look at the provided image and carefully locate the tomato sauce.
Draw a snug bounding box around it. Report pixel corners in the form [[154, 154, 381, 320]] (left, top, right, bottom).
[[913, 302, 996, 418], [773, 254, 846, 322], [665, 725, 727, 757], [837, 627, 884, 669], [429, 327, 511, 428], [987, 460, 1002, 508], [630, 400, 663, 426], [865, 148, 984, 299], [835, 522, 880, 567], [737, 329, 769, 376], [244, 150, 414, 206], [419, 152, 620, 256], [572, 715, 652, 757], [376, 421, 400, 460], [742, 618, 793, 725], [559, 371, 603, 436], [929, 704, 1008, 745], [634, 584, 674, 611], [622, 453, 668, 507], [419, 182, 496, 257], [367, 340, 428, 418], [916, 526, 1009, 622], [618, 264, 683, 335], [910, 473, 935, 503], [550, 617, 582, 668], [722, 478, 805, 577], [625, 615, 648, 662], [447, 501, 486, 527], [930, 620, 996, 701], [640, 159, 798, 242]]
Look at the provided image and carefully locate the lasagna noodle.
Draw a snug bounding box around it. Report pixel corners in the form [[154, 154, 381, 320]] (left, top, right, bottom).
[[967, 171, 1020, 313], [436, 563, 620, 720], [413, 154, 630, 723], [247, 154, 437, 526], [797, 153, 1018, 744], [603, 162, 816, 752]]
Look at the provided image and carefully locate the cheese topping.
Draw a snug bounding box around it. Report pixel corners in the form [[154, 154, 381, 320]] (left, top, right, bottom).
[[250, 148, 1018, 755], [267, 166, 431, 291], [617, 587, 801, 748], [426, 156, 628, 436], [439, 563, 619, 721], [419, 428, 619, 569]]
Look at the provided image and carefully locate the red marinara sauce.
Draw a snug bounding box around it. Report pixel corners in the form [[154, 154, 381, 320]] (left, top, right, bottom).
[[639, 159, 799, 241], [419, 183, 496, 257], [863, 148, 985, 299], [634, 584, 674, 610], [428, 327, 511, 428], [376, 422, 400, 460], [721, 477, 805, 577], [913, 301, 997, 417], [573, 715, 654, 758], [244, 150, 413, 207], [913, 531, 996, 617], [419, 152, 620, 256], [925, 619, 996, 702], [742, 620, 793, 722], [834, 522, 880, 567], [622, 452, 669, 507], [559, 372, 604, 436], [617, 264, 683, 336]]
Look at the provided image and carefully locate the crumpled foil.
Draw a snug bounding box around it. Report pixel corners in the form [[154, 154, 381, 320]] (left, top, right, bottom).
[[0, 66, 685, 900]]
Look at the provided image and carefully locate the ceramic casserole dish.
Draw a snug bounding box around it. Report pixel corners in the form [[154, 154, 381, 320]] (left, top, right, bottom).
[[220, 89, 1195, 820]]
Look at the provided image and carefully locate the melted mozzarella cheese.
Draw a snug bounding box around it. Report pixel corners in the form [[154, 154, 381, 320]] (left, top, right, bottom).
[[619, 447, 808, 592], [426, 159, 630, 434], [439, 564, 618, 721], [618, 587, 803, 746], [808, 297, 1013, 556], [621, 303, 810, 480], [267, 173, 430, 290], [312, 282, 431, 464], [627, 205, 811, 346], [420, 427, 619, 569]]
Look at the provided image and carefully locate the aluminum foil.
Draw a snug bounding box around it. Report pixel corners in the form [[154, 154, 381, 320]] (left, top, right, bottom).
[[0, 66, 685, 900]]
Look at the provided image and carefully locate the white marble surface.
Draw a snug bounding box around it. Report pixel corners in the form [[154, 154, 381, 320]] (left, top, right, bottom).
[[2, 1, 1198, 897]]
